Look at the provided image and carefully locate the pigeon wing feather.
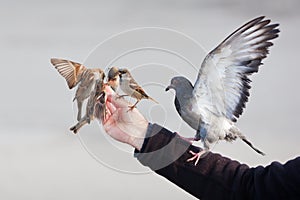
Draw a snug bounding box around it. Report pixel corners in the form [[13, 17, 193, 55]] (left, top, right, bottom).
[[193, 16, 279, 123]]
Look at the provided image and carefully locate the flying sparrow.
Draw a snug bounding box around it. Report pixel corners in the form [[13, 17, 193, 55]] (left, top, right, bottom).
[[166, 16, 279, 165], [118, 68, 158, 110], [50, 58, 104, 121], [70, 78, 106, 134]]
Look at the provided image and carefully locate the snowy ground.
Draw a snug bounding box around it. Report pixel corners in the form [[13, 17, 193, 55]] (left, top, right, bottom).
[[1, 0, 300, 199]]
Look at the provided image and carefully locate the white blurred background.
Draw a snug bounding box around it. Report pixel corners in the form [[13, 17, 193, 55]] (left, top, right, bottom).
[[0, 0, 299, 199]]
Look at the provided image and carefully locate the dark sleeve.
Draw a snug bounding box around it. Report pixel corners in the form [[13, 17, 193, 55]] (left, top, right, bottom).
[[134, 123, 300, 200]]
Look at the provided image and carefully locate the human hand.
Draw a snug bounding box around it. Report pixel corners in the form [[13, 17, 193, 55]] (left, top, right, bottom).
[[100, 86, 149, 150]]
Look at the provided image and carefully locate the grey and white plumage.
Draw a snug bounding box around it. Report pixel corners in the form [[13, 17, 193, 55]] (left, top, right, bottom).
[[166, 16, 280, 155], [107, 66, 120, 91], [119, 68, 158, 109], [51, 58, 104, 121]]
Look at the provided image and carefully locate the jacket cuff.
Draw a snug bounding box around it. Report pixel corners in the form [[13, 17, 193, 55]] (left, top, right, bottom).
[[134, 123, 192, 171]]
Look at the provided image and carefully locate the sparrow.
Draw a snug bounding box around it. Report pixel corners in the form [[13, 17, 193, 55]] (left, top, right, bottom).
[[118, 68, 158, 110], [165, 16, 279, 164], [70, 78, 106, 134], [107, 66, 120, 91], [50, 58, 104, 121]]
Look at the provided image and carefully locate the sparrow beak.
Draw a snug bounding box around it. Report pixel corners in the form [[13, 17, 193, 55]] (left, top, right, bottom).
[[118, 70, 125, 78], [118, 69, 126, 74], [117, 71, 121, 78]]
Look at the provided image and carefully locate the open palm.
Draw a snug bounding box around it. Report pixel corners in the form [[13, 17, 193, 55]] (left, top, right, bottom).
[[100, 86, 148, 150]]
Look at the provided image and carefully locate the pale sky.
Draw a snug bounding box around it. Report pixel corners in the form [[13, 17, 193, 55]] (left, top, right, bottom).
[[0, 0, 299, 199]]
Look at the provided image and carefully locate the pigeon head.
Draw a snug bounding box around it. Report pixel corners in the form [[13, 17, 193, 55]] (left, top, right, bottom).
[[165, 76, 193, 94]]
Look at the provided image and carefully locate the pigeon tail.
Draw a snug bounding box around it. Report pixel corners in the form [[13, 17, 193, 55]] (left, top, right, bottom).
[[229, 127, 265, 155], [241, 138, 266, 156]]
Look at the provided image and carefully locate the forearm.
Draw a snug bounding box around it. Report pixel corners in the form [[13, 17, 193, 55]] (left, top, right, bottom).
[[134, 124, 250, 199], [134, 124, 300, 200]]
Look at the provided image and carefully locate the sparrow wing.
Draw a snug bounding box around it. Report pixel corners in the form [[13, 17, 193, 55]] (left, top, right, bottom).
[[50, 58, 87, 89], [74, 71, 97, 100], [128, 77, 149, 98], [74, 69, 105, 100], [193, 16, 279, 123], [95, 93, 106, 122]]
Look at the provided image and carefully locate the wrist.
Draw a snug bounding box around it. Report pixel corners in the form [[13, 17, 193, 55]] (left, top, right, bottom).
[[128, 121, 150, 151]]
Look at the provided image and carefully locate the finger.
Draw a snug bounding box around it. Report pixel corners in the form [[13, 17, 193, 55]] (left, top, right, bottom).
[[102, 108, 112, 124], [104, 85, 115, 95], [102, 107, 112, 124], [107, 94, 130, 109], [106, 94, 114, 103], [103, 113, 115, 129], [106, 101, 116, 114]]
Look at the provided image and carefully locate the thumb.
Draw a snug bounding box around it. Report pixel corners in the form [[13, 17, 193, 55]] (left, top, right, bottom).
[[106, 94, 130, 109]]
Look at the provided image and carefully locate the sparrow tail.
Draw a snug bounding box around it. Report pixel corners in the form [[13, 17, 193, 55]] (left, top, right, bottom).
[[148, 96, 159, 104]]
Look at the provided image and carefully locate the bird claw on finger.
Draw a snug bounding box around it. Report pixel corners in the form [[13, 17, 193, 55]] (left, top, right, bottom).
[[187, 150, 207, 166], [127, 105, 135, 112], [116, 94, 128, 100]]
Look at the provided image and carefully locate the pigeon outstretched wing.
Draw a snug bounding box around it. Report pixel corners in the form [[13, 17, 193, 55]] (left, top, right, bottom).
[[193, 16, 279, 123]]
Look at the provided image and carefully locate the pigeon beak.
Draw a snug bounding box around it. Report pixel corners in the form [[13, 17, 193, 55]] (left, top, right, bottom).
[[165, 85, 173, 92]]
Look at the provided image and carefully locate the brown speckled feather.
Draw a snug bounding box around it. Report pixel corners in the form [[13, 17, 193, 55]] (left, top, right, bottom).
[[50, 58, 87, 89]]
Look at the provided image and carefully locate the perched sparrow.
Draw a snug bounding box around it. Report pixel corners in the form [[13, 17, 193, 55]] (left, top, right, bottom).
[[166, 16, 279, 165], [70, 79, 106, 134], [119, 68, 158, 110], [107, 67, 120, 91], [50, 58, 104, 121]]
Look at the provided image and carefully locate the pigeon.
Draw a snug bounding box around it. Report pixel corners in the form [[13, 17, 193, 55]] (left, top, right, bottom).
[[50, 58, 104, 121], [165, 16, 279, 164], [119, 68, 158, 110], [107, 66, 120, 91], [70, 78, 106, 134]]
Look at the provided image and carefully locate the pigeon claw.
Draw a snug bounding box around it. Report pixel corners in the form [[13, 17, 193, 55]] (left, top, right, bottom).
[[187, 150, 207, 166]]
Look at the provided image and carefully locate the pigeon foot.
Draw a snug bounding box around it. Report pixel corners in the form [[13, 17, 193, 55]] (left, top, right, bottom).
[[187, 150, 207, 166]]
